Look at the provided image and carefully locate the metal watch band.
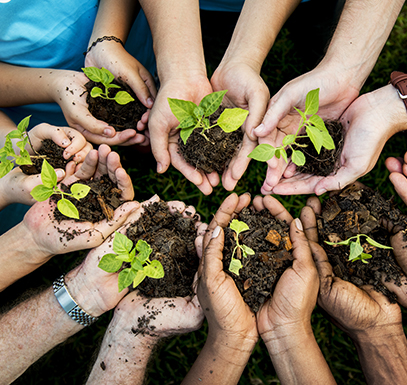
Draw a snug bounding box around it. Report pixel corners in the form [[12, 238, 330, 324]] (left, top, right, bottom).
[[390, 71, 407, 111], [53, 275, 98, 327]]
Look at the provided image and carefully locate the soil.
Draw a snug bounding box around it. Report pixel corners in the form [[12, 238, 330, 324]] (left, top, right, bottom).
[[178, 108, 244, 174], [292, 119, 344, 176], [126, 201, 199, 298], [85, 78, 147, 132], [317, 183, 407, 302], [21, 139, 72, 175], [51, 175, 123, 223], [223, 206, 294, 312]]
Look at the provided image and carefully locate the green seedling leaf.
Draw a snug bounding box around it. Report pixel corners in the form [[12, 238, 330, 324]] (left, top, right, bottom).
[[349, 241, 364, 261], [275, 149, 281, 159], [115, 253, 133, 263], [70, 183, 91, 199], [131, 258, 144, 270], [118, 268, 137, 292], [309, 114, 327, 132], [135, 239, 153, 263], [193, 106, 205, 120], [280, 148, 288, 163], [321, 130, 335, 150], [113, 231, 134, 256], [0, 160, 13, 178], [15, 151, 32, 166], [82, 67, 105, 83], [325, 239, 352, 246], [8, 130, 23, 139], [98, 253, 123, 273], [304, 88, 319, 116], [132, 269, 147, 288], [41, 159, 57, 188], [91, 87, 104, 98], [364, 236, 393, 250], [107, 84, 121, 89], [248, 144, 275, 162], [241, 244, 255, 257], [57, 198, 79, 219], [360, 253, 373, 263], [144, 260, 165, 278], [30, 185, 54, 202], [282, 134, 295, 146], [306, 125, 323, 154], [100, 67, 115, 85], [294, 106, 307, 122], [229, 258, 243, 276], [217, 108, 249, 133], [178, 116, 197, 129], [230, 219, 249, 234], [168, 98, 197, 123], [115, 91, 135, 105], [199, 90, 227, 117], [17, 115, 31, 133], [291, 150, 306, 166], [180, 126, 195, 145], [3, 137, 14, 157]]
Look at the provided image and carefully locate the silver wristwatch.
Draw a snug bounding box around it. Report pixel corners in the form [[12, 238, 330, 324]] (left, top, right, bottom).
[[53, 275, 98, 327]]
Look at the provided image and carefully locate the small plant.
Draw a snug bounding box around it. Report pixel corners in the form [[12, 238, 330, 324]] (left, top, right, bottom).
[[168, 90, 249, 145], [248, 88, 335, 166], [228, 219, 255, 275], [0, 115, 38, 177], [30, 159, 91, 219], [82, 67, 135, 105], [325, 234, 393, 264], [98, 232, 164, 292]]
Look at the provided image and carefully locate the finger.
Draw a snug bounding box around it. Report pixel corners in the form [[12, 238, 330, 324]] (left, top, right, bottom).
[[385, 156, 403, 174], [202, 226, 225, 279], [300, 205, 319, 242], [309, 241, 334, 296], [61, 128, 89, 160], [95, 144, 112, 178], [207, 171, 220, 188], [391, 231, 407, 274], [71, 105, 116, 138], [80, 129, 138, 146], [306, 196, 322, 215], [261, 158, 289, 194], [314, 166, 360, 196], [389, 172, 407, 205], [72, 149, 99, 181], [245, 91, 269, 141], [115, 167, 134, 201], [252, 195, 265, 211], [168, 201, 186, 214], [124, 69, 155, 109], [290, 218, 315, 271], [150, 126, 171, 174], [183, 205, 196, 218], [72, 141, 93, 165], [371, 279, 407, 308], [263, 195, 293, 224], [272, 175, 323, 195], [236, 192, 251, 213]]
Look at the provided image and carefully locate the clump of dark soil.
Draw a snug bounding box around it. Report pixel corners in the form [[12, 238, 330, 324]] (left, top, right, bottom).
[[126, 201, 199, 298], [294, 119, 344, 176], [317, 183, 407, 302], [223, 207, 293, 312], [52, 175, 123, 223], [85, 78, 147, 132], [178, 108, 243, 174], [21, 139, 72, 175]]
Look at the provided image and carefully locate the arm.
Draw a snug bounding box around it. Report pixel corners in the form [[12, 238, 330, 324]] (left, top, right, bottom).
[[138, 0, 216, 195], [211, 0, 301, 191]]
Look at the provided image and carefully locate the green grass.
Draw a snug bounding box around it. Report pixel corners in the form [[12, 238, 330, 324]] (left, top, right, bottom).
[[4, 3, 407, 384]]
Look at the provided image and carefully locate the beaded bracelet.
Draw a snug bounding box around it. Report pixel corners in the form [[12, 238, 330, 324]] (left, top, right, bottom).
[[84, 35, 125, 56]]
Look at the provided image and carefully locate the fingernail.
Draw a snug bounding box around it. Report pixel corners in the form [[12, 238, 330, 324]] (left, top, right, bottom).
[[212, 226, 221, 239], [56, 169, 65, 179], [147, 97, 154, 108], [64, 151, 70, 159], [317, 188, 327, 196], [244, 192, 251, 198], [104, 128, 113, 137], [157, 162, 163, 173], [61, 139, 70, 146], [295, 218, 303, 231], [254, 124, 264, 134]]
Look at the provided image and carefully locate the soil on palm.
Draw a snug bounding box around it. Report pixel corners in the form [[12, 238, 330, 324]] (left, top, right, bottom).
[[223, 207, 293, 312], [293, 119, 344, 176], [21, 139, 72, 175], [178, 108, 243, 174], [85, 78, 147, 132], [52, 175, 123, 223], [126, 201, 199, 298], [317, 183, 407, 302]]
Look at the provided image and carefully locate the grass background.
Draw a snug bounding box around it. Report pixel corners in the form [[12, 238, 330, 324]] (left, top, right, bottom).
[[4, 2, 407, 384]]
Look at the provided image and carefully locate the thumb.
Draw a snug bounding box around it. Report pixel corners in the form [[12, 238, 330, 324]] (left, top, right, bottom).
[[314, 167, 359, 195], [200, 226, 225, 278], [290, 218, 313, 269], [149, 125, 171, 174]]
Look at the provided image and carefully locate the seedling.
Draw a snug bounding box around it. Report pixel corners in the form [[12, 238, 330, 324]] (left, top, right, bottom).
[[228, 219, 255, 275], [248, 88, 335, 166], [325, 234, 393, 264], [0, 115, 40, 178], [82, 67, 135, 105], [168, 90, 249, 145], [30, 159, 91, 219], [98, 232, 164, 292]]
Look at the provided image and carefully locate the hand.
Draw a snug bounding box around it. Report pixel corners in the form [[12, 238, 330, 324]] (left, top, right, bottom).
[[148, 75, 218, 195], [48, 70, 144, 146], [22, 145, 137, 258], [253, 65, 360, 194], [85, 40, 157, 145], [211, 61, 269, 191], [386, 150, 407, 206]]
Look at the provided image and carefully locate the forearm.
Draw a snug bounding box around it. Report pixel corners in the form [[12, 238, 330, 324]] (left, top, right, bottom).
[[182, 331, 257, 384], [221, 0, 301, 72], [0, 222, 52, 291], [0, 287, 84, 384], [264, 325, 336, 385], [139, 0, 206, 82], [87, 0, 138, 45], [354, 330, 407, 384], [320, 0, 404, 90], [86, 312, 159, 384]]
